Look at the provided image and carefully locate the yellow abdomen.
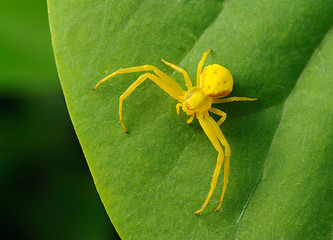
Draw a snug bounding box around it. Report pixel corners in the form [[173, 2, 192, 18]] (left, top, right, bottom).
[[200, 64, 233, 98]]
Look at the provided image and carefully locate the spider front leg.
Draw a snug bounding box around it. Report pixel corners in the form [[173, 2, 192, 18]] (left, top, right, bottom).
[[195, 114, 230, 214], [119, 73, 184, 132]]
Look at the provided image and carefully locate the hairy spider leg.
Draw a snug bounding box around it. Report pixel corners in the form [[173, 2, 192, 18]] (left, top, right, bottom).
[[209, 107, 227, 126], [119, 73, 183, 132], [195, 114, 227, 214], [196, 49, 211, 86], [161, 59, 192, 89], [213, 97, 258, 104], [94, 65, 184, 99]]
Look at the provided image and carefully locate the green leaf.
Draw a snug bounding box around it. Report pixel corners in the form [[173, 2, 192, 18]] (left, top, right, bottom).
[[48, 0, 333, 239]]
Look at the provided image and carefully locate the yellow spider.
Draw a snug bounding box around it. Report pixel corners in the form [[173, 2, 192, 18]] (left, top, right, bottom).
[[94, 49, 257, 214]]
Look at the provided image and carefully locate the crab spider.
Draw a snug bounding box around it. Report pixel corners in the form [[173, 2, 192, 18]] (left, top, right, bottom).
[[94, 49, 257, 214]]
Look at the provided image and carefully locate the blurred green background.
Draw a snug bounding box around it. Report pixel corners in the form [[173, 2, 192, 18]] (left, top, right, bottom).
[[0, 0, 120, 239]]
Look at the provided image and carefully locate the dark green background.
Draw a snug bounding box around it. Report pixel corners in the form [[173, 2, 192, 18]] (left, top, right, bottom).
[[0, 0, 119, 239]]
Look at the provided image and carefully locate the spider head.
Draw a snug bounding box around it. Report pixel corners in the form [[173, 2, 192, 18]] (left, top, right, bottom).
[[182, 87, 212, 115], [200, 64, 233, 98]]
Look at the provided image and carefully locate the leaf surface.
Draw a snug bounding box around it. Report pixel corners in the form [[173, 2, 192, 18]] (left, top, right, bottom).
[[48, 0, 333, 239]]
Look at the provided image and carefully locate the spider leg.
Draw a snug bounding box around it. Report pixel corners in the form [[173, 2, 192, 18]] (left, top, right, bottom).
[[119, 73, 181, 132], [94, 65, 184, 100], [196, 49, 211, 86], [195, 114, 224, 214], [161, 59, 192, 89], [212, 97, 258, 104], [206, 115, 231, 212], [216, 153, 230, 211], [209, 107, 227, 126]]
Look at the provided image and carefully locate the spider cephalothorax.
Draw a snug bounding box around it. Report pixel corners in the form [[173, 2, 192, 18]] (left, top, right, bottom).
[[181, 87, 212, 115], [94, 49, 257, 214]]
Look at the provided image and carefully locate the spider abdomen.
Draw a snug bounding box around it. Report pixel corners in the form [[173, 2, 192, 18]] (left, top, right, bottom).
[[200, 64, 233, 98]]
